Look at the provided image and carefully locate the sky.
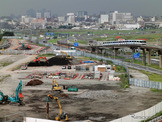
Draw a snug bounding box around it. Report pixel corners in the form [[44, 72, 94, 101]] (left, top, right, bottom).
[[0, 0, 162, 17]]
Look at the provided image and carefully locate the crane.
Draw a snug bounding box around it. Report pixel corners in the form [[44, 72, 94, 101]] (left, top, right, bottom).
[[46, 94, 68, 121], [60, 51, 72, 60], [52, 79, 62, 92]]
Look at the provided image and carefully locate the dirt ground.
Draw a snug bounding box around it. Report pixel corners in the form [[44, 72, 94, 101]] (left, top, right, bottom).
[[0, 80, 162, 122], [0, 54, 162, 122]]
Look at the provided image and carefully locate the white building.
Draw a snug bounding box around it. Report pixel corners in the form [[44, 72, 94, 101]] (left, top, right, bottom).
[[122, 23, 141, 30], [36, 12, 42, 19], [99, 14, 109, 24], [67, 13, 75, 25], [21, 16, 33, 24], [110, 11, 134, 25], [58, 16, 65, 22]]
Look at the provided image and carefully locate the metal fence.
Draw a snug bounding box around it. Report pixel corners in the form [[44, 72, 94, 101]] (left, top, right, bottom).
[[129, 78, 162, 90]]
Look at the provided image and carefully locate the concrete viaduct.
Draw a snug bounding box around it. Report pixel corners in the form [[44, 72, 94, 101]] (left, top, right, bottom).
[[57, 42, 162, 68], [89, 45, 162, 68]]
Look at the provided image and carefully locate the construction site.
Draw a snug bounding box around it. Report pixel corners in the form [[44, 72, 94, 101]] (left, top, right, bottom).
[[0, 39, 162, 122]]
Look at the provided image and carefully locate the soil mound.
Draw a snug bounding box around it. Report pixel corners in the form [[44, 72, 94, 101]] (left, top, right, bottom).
[[28, 56, 80, 67], [26, 79, 43, 86]]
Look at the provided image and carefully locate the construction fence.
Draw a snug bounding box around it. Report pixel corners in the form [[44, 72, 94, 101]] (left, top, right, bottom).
[[110, 101, 162, 122], [129, 78, 162, 90]]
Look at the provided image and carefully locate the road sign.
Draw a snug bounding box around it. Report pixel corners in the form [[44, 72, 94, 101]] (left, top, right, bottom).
[[74, 42, 79, 47], [133, 53, 140, 58]]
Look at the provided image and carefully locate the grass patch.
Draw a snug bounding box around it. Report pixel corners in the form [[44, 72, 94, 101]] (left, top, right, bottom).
[[47, 38, 61, 43], [140, 70, 162, 82], [118, 74, 129, 89], [70, 39, 88, 44], [0, 39, 7, 45], [141, 111, 162, 122], [0, 62, 12, 67], [150, 88, 162, 93], [38, 53, 55, 57], [124, 59, 162, 71], [0, 75, 11, 82]]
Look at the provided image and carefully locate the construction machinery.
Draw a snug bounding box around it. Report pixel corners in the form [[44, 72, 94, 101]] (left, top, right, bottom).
[[46, 94, 68, 121], [21, 64, 27, 70], [8, 80, 24, 105], [33, 57, 48, 62], [0, 81, 24, 105], [0, 91, 10, 104], [60, 51, 72, 60], [52, 79, 62, 92], [68, 86, 78, 92]]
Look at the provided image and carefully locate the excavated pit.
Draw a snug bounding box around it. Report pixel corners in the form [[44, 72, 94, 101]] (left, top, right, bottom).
[[28, 56, 80, 67]]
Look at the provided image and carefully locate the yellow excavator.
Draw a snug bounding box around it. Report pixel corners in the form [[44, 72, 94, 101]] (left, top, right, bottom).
[[46, 94, 68, 121], [52, 79, 62, 92], [60, 51, 72, 60]]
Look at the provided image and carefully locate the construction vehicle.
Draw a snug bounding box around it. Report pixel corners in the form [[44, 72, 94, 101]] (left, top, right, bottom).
[[68, 86, 78, 92], [0, 91, 10, 104], [21, 64, 27, 70], [0, 81, 24, 105], [60, 51, 72, 60], [22, 43, 31, 50], [33, 57, 48, 62], [52, 79, 62, 92], [113, 65, 116, 71], [8, 80, 24, 105], [46, 94, 68, 121]]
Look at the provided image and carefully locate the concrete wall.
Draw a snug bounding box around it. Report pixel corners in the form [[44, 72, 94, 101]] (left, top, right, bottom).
[[110, 101, 162, 122]]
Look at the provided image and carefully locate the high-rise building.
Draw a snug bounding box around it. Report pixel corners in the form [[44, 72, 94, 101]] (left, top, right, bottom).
[[76, 11, 88, 17], [67, 13, 75, 25], [44, 11, 51, 18], [36, 12, 42, 19], [76, 11, 88, 22], [110, 11, 134, 25]]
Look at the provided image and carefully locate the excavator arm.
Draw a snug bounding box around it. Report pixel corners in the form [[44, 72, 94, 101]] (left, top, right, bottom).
[[60, 51, 72, 60], [8, 80, 24, 105], [52, 79, 62, 91], [33, 57, 48, 62], [0, 91, 4, 101], [47, 94, 68, 121]]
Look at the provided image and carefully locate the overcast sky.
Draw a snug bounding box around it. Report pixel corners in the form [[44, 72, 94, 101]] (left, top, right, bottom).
[[0, 0, 162, 17]]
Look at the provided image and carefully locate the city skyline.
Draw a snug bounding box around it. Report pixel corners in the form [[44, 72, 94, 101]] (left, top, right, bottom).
[[0, 0, 162, 17]]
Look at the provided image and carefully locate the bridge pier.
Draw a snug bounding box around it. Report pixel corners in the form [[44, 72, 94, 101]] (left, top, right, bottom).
[[102, 49, 105, 55], [141, 48, 146, 65], [147, 49, 152, 65], [158, 50, 162, 68], [160, 55, 162, 68], [114, 48, 119, 57], [131, 48, 135, 62]]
